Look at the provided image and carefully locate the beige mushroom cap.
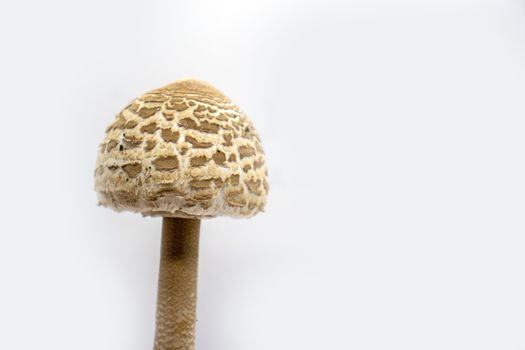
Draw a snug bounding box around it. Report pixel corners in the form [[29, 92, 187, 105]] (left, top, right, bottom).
[[94, 79, 269, 218]]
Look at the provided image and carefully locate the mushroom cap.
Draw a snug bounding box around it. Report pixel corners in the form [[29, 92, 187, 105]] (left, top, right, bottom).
[[94, 79, 269, 218]]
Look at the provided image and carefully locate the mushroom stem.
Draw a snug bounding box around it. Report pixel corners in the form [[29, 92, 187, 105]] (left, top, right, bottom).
[[154, 217, 201, 350]]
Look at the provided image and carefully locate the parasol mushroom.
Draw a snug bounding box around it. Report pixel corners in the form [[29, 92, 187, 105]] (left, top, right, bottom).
[[94, 79, 269, 350]]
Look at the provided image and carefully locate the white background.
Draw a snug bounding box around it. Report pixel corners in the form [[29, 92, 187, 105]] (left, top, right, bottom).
[[1, 0, 525, 349]]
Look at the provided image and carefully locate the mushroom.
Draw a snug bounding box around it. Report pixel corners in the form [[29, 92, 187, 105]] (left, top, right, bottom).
[[94, 79, 269, 350]]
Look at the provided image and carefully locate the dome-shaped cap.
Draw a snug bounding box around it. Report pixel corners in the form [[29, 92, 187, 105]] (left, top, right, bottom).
[[94, 79, 269, 218]]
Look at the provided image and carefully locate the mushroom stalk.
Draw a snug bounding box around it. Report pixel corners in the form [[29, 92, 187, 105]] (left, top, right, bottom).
[[154, 218, 201, 350]]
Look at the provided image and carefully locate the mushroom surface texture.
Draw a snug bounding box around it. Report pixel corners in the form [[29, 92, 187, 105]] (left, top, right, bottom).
[[95, 79, 269, 218], [94, 79, 269, 350]]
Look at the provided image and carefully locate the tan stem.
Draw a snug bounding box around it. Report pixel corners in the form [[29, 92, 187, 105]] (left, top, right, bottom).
[[154, 217, 201, 350]]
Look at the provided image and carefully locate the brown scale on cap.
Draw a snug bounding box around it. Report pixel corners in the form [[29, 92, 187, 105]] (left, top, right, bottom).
[[94, 79, 269, 218]]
